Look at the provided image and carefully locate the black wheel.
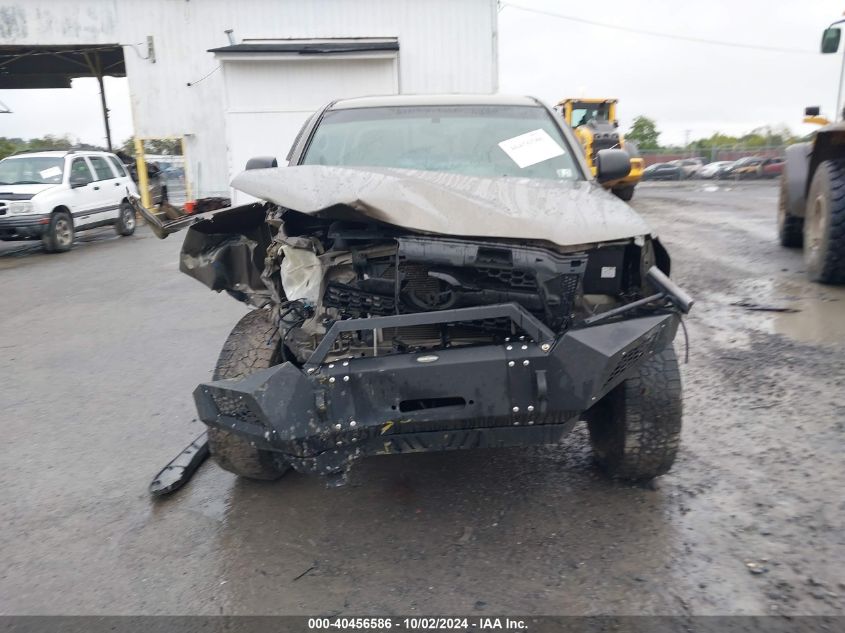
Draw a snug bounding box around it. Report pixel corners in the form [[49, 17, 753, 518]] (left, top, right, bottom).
[[612, 185, 635, 201], [42, 210, 74, 253], [586, 346, 682, 480], [207, 310, 290, 480], [804, 159, 845, 284], [115, 202, 136, 236], [778, 169, 803, 248]]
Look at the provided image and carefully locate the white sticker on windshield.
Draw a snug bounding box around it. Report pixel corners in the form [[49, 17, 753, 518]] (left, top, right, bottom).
[[39, 166, 62, 179], [498, 129, 565, 169]]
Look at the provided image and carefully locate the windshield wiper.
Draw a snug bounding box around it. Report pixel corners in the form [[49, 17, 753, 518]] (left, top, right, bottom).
[[11, 180, 42, 185]]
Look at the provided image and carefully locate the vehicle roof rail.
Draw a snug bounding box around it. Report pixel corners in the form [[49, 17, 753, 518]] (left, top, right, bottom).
[[10, 147, 75, 156]]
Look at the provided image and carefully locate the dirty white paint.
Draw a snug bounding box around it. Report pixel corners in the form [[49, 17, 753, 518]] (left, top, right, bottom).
[[1, 0, 498, 197]]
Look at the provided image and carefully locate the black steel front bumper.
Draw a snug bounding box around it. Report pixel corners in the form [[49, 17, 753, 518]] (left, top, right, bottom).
[[0, 214, 50, 238], [194, 304, 679, 476]]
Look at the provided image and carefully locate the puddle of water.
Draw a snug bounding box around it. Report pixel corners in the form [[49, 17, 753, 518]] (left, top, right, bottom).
[[726, 278, 845, 346], [773, 294, 845, 345]]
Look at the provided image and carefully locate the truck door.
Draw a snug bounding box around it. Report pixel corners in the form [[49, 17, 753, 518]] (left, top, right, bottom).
[[85, 155, 123, 225], [66, 157, 99, 227]]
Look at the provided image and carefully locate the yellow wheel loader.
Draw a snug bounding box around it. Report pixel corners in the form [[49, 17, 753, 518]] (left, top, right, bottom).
[[778, 19, 845, 284], [557, 98, 643, 201]]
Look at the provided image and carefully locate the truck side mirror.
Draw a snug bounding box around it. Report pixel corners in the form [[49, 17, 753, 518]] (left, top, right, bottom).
[[595, 149, 631, 183], [69, 173, 90, 188], [245, 156, 278, 170], [822, 27, 841, 54]]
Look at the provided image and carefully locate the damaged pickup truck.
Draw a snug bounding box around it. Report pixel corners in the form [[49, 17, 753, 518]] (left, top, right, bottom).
[[146, 95, 693, 487]]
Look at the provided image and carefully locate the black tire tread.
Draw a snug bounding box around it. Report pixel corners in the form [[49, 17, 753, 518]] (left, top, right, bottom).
[[115, 202, 136, 237], [806, 159, 845, 283], [778, 169, 803, 248], [41, 210, 73, 253], [586, 346, 682, 480], [207, 310, 289, 480]]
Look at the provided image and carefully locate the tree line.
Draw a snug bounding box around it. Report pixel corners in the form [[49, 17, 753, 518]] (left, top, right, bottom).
[[624, 116, 801, 152], [0, 135, 182, 160]]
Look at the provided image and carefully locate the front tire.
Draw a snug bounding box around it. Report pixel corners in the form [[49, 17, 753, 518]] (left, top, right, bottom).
[[115, 202, 136, 236], [778, 168, 803, 248], [207, 310, 291, 480], [42, 210, 74, 253], [586, 346, 682, 480], [804, 160, 845, 284]]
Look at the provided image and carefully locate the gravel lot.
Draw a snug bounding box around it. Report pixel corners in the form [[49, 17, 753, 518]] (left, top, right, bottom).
[[1, 180, 843, 616]]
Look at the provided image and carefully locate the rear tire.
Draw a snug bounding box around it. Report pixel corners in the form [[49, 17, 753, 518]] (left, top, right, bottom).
[[42, 210, 74, 253], [778, 168, 804, 248], [207, 310, 290, 480], [612, 185, 635, 202], [114, 202, 136, 237], [586, 346, 682, 480], [804, 160, 845, 284]]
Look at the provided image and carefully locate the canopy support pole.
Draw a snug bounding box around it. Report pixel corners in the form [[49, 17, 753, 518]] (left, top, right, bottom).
[[84, 52, 112, 151]]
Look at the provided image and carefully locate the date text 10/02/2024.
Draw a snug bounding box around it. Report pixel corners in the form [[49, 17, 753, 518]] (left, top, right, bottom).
[[308, 618, 529, 630]]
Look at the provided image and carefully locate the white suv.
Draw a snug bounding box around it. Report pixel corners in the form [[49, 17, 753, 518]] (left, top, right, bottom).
[[0, 150, 140, 252]]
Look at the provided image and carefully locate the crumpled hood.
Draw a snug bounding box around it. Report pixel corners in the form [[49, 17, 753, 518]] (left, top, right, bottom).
[[231, 166, 653, 247]]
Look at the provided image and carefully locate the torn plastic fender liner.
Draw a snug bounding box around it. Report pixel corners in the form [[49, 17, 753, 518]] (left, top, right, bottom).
[[193, 306, 679, 476], [177, 203, 273, 304], [129, 195, 277, 305]]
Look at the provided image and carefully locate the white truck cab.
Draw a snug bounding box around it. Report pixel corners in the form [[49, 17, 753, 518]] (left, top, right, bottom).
[[0, 150, 140, 252]]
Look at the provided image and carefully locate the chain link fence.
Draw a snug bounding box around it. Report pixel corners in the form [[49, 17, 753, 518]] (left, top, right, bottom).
[[640, 145, 787, 167]]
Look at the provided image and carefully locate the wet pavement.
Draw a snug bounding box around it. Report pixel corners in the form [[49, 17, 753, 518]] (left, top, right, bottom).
[[1, 181, 843, 615]]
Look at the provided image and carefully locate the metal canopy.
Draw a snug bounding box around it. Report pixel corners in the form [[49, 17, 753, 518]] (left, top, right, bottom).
[[208, 38, 399, 56], [0, 44, 125, 150], [0, 44, 125, 89]]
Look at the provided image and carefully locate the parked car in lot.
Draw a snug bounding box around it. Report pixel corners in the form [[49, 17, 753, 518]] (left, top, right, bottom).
[[0, 150, 139, 252], [141, 94, 694, 486], [117, 154, 168, 206], [643, 162, 684, 180], [720, 156, 762, 179], [698, 160, 734, 179], [670, 158, 704, 178], [732, 157, 766, 179], [760, 157, 785, 178]]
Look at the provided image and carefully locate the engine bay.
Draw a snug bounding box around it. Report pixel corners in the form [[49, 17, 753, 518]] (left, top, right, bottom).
[[259, 208, 655, 365]]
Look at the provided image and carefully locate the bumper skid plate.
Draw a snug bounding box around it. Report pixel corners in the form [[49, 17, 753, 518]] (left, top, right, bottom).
[[194, 304, 678, 476]]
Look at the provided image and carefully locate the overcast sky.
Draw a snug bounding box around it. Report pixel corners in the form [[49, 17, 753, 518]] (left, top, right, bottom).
[[1, 0, 843, 147]]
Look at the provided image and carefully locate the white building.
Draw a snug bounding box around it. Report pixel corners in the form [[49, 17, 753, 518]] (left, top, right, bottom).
[[0, 0, 499, 199]]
